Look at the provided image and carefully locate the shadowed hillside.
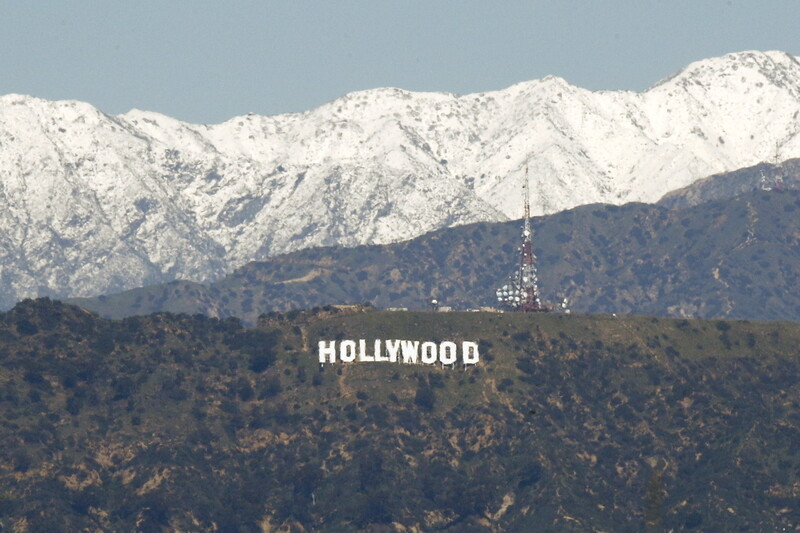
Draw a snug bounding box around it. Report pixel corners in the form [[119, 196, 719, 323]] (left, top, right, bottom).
[[1, 299, 799, 531], [72, 189, 800, 325]]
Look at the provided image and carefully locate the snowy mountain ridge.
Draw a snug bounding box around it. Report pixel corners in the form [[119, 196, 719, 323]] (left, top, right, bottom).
[[1, 50, 800, 306]]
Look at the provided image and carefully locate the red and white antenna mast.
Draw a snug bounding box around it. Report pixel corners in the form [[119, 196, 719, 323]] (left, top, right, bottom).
[[495, 166, 549, 312]]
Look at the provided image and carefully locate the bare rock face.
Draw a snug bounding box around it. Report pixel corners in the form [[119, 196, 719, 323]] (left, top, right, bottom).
[[2, 51, 800, 306]]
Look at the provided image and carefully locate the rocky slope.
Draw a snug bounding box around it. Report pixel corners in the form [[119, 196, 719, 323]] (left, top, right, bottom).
[[3, 51, 800, 306]]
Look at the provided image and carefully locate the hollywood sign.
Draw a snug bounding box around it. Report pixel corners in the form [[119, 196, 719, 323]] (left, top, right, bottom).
[[318, 339, 480, 366]]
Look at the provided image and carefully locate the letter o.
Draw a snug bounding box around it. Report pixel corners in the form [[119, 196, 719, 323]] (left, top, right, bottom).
[[421, 342, 437, 364], [439, 341, 457, 365], [340, 340, 356, 362]]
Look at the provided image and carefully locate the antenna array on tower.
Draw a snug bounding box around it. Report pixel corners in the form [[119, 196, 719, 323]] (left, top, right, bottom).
[[495, 167, 550, 312]]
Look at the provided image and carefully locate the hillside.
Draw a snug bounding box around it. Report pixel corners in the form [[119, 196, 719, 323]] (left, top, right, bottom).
[[658, 159, 800, 209], [72, 188, 800, 324], [0, 299, 798, 531], [4, 51, 800, 306]]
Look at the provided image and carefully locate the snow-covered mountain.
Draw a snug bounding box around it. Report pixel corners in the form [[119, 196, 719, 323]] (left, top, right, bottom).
[[2, 50, 800, 306]]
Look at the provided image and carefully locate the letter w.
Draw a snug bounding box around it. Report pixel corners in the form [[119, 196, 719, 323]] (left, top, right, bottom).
[[400, 340, 419, 364]]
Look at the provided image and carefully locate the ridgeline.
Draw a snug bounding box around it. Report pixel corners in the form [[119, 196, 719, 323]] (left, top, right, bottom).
[[70, 189, 800, 325]]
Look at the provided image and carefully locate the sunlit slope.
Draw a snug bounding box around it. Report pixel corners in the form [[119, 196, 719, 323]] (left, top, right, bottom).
[[1, 299, 798, 531], [4, 51, 800, 305]]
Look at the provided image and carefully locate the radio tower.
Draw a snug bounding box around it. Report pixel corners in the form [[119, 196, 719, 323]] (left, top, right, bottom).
[[495, 167, 550, 312]]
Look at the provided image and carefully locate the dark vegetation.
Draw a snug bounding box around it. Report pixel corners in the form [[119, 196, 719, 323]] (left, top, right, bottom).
[[71, 189, 800, 325], [1, 298, 799, 531]]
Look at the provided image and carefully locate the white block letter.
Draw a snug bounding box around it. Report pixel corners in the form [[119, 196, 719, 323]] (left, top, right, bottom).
[[400, 340, 419, 364], [462, 341, 480, 365], [439, 341, 457, 365], [319, 341, 336, 363], [421, 342, 437, 364], [358, 339, 374, 362], [340, 340, 356, 362], [386, 340, 401, 362], [374, 339, 388, 362]]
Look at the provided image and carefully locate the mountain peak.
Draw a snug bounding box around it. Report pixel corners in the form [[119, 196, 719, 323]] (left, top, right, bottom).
[[650, 50, 800, 90]]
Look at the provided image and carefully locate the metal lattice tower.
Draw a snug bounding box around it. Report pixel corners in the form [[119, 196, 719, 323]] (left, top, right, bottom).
[[495, 167, 549, 312]]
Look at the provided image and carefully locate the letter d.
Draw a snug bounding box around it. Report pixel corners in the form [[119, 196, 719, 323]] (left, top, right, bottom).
[[462, 341, 479, 365]]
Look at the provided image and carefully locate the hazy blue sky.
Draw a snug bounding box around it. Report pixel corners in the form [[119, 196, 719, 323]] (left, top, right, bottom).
[[2, 1, 799, 124]]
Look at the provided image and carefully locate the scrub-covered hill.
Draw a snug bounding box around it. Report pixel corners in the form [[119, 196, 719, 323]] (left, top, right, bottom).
[[1, 299, 799, 531], [74, 188, 800, 324]]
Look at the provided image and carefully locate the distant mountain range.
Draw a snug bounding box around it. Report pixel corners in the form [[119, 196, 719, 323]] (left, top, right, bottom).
[[72, 187, 800, 324], [3, 50, 800, 307]]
